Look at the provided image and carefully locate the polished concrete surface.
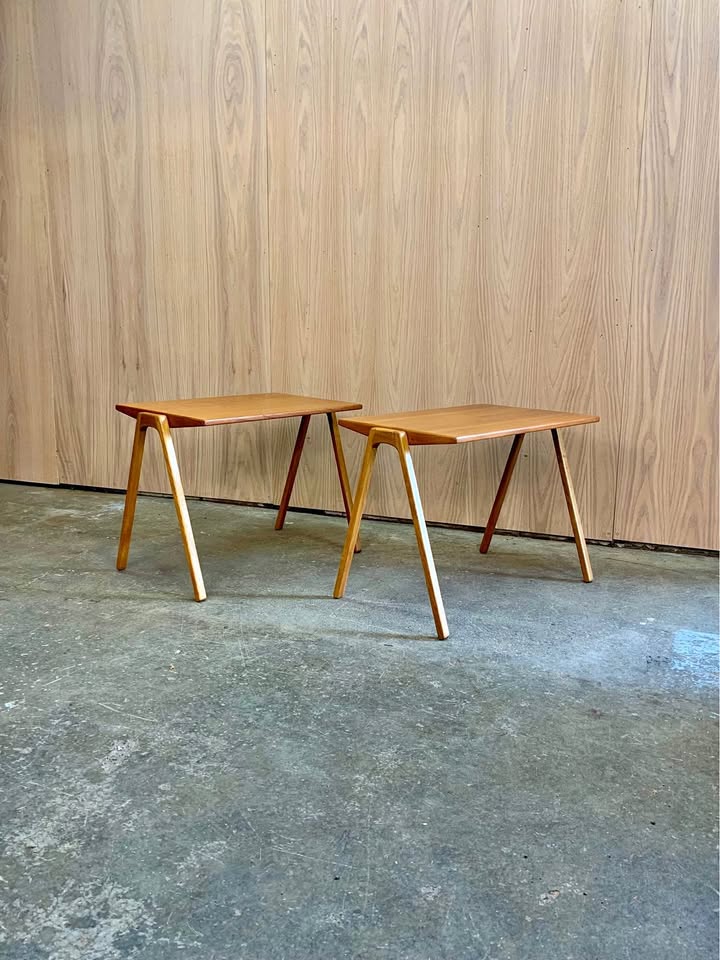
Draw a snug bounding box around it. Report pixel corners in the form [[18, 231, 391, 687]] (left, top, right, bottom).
[[0, 482, 717, 960]]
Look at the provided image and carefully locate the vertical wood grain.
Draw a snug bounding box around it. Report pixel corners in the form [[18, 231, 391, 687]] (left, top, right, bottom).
[[136, 0, 272, 502], [0, 2, 58, 483], [456, 0, 651, 540], [34, 0, 271, 501], [423, 0, 479, 521], [3, 0, 717, 550], [266, 0, 348, 510], [267, 0, 651, 540], [371, 0, 443, 516], [615, 0, 719, 549], [35, 0, 137, 487], [206, 0, 272, 503]]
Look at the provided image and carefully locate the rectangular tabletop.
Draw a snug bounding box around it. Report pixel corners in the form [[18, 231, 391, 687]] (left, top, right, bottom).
[[116, 393, 362, 428], [338, 404, 599, 445]]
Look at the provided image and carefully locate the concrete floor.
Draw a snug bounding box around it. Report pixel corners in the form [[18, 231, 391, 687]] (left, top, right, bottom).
[[0, 482, 717, 960]]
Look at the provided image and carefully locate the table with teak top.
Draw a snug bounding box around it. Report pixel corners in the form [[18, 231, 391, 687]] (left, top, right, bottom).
[[115, 393, 362, 600], [333, 403, 600, 639]]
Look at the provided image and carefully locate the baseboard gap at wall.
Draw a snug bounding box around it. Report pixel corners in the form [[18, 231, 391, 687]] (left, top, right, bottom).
[[1, 479, 716, 559]]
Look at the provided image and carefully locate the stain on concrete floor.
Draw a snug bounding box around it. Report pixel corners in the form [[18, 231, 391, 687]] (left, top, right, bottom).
[[0, 483, 718, 960]]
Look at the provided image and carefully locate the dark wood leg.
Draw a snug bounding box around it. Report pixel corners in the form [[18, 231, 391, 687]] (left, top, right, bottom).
[[326, 412, 360, 552], [479, 433, 525, 553], [275, 415, 311, 530]]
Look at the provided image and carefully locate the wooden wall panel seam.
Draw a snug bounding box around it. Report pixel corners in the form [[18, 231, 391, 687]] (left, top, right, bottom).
[[265, 0, 653, 542], [611, 0, 657, 542], [0, 1, 59, 484], [614, 0, 719, 549]]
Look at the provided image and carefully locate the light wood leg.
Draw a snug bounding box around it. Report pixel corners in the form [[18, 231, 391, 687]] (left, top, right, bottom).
[[326, 412, 361, 553], [393, 432, 449, 640], [479, 433, 525, 553], [551, 428, 593, 583], [334, 428, 449, 640], [154, 415, 207, 601], [333, 432, 378, 598], [116, 415, 149, 570], [275, 415, 311, 530]]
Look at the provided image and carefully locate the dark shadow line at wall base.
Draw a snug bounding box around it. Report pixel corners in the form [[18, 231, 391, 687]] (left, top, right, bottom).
[[0, 478, 717, 559]]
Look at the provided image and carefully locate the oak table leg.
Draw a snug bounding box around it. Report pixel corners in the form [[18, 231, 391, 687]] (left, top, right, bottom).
[[334, 428, 448, 640], [116, 413, 206, 601], [394, 432, 449, 640], [327, 412, 361, 552], [479, 432, 525, 554], [333, 431, 379, 597], [275, 415, 311, 531], [116, 415, 149, 571], [154, 415, 207, 601], [551, 428, 593, 583]]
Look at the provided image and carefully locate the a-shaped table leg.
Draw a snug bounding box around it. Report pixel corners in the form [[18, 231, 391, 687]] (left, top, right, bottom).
[[154, 415, 206, 601], [480, 429, 592, 583], [117, 412, 206, 602], [333, 432, 378, 596], [275, 415, 311, 530], [394, 431, 449, 639], [479, 433, 525, 553], [334, 428, 448, 640], [117, 415, 149, 571], [327, 412, 360, 552], [551, 428, 593, 583], [275, 413, 360, 551]]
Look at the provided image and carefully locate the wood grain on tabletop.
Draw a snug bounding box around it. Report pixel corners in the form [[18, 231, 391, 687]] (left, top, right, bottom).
[[116, 393, 362, 428], [337, 404, 599, 445]]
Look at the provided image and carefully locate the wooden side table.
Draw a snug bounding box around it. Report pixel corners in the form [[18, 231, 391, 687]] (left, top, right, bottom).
[[333, 404, 600, 639], [115, 393, 362, 600]]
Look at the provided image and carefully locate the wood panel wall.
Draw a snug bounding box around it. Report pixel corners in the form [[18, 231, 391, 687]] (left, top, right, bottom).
[[0, 2, 58, 483], [266, 0, 651, 538], [33, 0, 274, 503], [615, 0, 719, 549], [0, 0, 717, 549]]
